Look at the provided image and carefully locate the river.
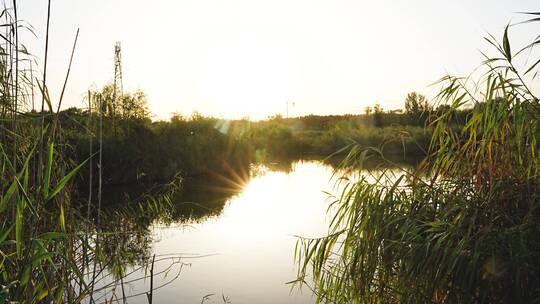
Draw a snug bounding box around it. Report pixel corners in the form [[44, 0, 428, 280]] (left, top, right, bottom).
[[94, 160, 376, 303]]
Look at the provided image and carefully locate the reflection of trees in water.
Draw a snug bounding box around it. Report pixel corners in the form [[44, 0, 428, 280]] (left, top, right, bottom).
[[97, 169, 247, 271], [96, 156, 420, 273], [323, 152, 422, 174], [87, 170, 247, 301], [169, 173, 246, 223], [95, 179, 180, 279], [98, 211, 154, 276], [255, 154, 421, 175], [89, 156, 422, 301]]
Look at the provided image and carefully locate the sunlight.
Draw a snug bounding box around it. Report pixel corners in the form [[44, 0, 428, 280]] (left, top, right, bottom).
[[198, 34, 300, 119], [8, 1, 540, 303], [214, 162, 334, 239]]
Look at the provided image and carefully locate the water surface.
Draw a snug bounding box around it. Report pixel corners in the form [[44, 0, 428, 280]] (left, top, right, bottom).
[[106, 161, 339, 303]]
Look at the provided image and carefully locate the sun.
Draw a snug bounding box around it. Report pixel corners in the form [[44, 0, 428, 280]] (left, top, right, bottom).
[[197, 33, 300, 119]]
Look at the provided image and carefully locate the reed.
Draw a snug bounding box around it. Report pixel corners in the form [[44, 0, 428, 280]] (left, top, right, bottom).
[[293, 13, 540, 304], [0, 1, 175, 302]]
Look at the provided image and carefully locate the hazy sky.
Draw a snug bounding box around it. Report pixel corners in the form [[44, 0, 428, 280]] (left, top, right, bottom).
[[21, 0, 540, 120]]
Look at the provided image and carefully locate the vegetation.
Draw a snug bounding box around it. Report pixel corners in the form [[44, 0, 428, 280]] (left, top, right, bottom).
[[233, 92, 469, 162], [4, 0, 536, 302], [60, 87, 441, 187], [0, 1, 432, 301], [294, 14, 540, 303], [0, 2, 184, 303], [240, 114, 431, 160], [64, 104, 250, 185], [0, 2, 99, 301]]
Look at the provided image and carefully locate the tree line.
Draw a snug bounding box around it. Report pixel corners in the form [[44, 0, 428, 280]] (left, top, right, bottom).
[[57, 86, 470, 187]]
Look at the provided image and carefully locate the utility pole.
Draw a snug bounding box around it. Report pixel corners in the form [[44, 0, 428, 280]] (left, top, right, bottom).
[[286, 98, 288, 119], [286, 97, 295, 118]]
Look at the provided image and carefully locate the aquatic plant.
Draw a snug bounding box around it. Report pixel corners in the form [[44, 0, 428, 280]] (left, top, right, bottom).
[[294, 13, 540, 304], [0, 1, 184, 302]]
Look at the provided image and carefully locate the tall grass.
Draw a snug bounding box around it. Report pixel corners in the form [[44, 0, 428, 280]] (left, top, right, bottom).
[[0, 1, 179, 302], [0, 1, 104, 300], [294, 14, 540, 303]]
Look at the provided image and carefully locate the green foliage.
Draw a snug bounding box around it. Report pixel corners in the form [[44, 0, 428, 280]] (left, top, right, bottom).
[[294, 13, 540, 304], [92, 83, 151, 120], [61, 105, 252, 186], [373, 102, 384, 127], [404, 92, 432, 126], [0, 139, 95, 303], [62, 97, 436, 188], [0, 3, 170, 302], [238, 113, 431, 161]]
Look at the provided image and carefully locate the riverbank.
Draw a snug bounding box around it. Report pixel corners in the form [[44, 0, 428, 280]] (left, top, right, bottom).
[[59, 108, 438, 188]]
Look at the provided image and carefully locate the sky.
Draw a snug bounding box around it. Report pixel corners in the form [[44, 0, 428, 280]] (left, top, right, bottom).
[[20, 0, 540, 120]]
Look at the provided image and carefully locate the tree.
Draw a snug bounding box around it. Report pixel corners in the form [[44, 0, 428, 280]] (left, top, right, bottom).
[[92, 84, 150, 120], [404, 92, 431, 125], [373, 102, 383, 127], [364, 106, 372, 116], [119, 90, 150, 120]]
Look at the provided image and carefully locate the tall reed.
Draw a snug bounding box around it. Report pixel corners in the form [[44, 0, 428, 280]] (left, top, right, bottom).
[[0, 1, 216, 303], [294, 13, 540, 304], [0, 1, 116, 302]]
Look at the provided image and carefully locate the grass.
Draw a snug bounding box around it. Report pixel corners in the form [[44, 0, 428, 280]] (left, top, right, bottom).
[[3, 0, 535, 303], [293, 13, 540, 304], [0, 2, 183, 302]]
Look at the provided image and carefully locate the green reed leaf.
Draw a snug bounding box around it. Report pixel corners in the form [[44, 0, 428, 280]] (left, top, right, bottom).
[[46, 158, 88, 202]]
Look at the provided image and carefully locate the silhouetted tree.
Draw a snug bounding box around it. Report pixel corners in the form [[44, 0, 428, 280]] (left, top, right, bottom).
[[92, 84, 150, 121], [404, 92, 431, 125], [373, 103, 383, 127]]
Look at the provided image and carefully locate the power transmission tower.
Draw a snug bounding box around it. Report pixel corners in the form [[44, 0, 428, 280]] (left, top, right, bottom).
[[113, 42, 123, 107], [112, 42, 123, 131]]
